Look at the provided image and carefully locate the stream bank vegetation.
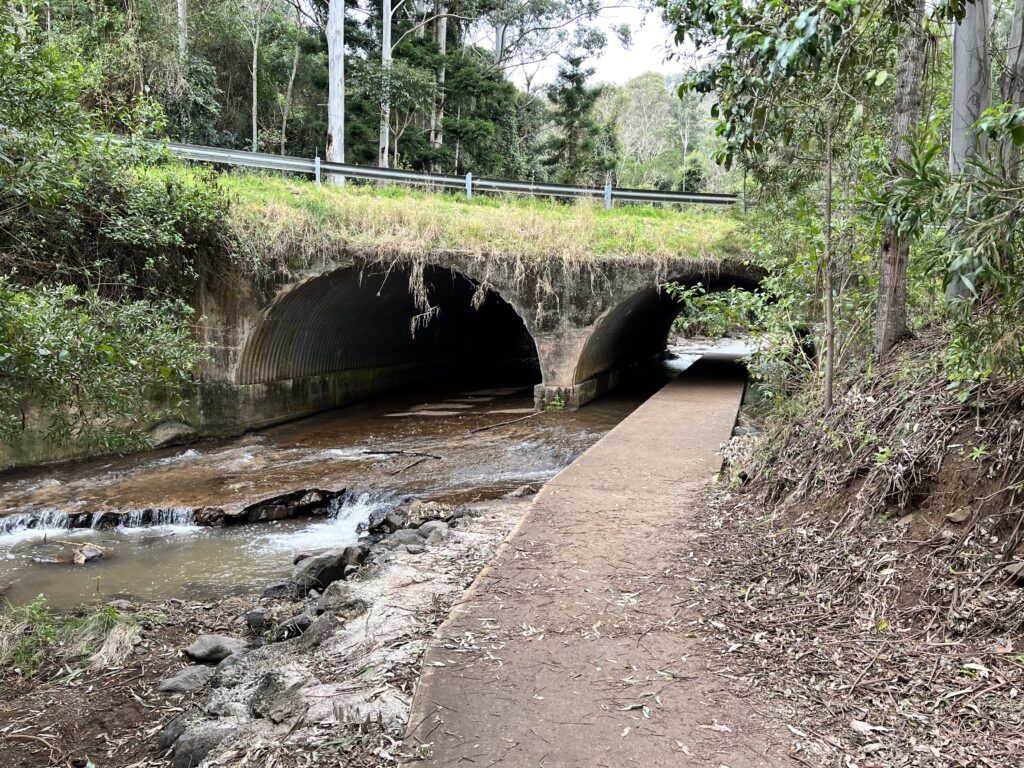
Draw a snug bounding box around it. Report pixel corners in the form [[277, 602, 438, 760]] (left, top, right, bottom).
[[659, 0, 1024, 762]]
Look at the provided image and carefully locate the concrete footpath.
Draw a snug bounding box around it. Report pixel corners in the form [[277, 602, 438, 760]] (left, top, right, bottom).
[[404, 363, 790, 767]]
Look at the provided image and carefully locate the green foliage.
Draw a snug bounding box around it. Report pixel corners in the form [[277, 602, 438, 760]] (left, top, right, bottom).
[[544, 55, 615, 184], [545, 393, 566, 412], [872, 119, 1024, 382], [0, 595, 133, 678], [666, 282, 762, 338], [0, 13, 214, 453], [660, 0, 877, 168], [0, 277, 203, 451]]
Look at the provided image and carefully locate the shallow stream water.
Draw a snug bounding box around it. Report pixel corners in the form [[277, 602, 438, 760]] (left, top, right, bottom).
[[0, 341, 749, 609]]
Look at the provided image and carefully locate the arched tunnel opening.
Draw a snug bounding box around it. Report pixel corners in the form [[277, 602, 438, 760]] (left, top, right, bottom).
[[558, 272, 759, 409], [234, 264, 540, 417]]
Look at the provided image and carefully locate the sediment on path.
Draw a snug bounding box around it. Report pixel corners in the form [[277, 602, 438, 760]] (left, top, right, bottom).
[[701, 328, 1024, 766]]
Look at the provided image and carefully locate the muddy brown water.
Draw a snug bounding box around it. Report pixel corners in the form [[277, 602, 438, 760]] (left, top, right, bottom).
[[0, 342, 748, 610]]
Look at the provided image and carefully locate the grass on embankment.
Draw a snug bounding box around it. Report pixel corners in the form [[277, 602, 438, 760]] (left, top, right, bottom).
[[0, 596, 142, 678], [221, 173, 743, 272]]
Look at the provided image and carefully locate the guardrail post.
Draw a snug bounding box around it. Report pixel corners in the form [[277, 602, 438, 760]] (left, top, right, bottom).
[[465, 171, 473, 200], [603, 182, 612, 210], [314, 154, 321, 186]]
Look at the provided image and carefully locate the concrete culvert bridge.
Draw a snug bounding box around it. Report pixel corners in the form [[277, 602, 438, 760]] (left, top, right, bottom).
[[197, 263, 540, 432], [194, 253, 761, 435]]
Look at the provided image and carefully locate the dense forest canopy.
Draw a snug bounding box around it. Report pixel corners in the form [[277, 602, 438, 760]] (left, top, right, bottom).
[[0, 0, 728, 188]]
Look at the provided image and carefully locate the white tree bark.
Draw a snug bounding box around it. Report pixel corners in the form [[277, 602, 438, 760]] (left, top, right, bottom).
[[950, 0, 991, 175], [429, 0, 447, 164], [281, 3, 301, 155], [493, 21, 506, 64], [251, 24, 261, 151], [176, 0, 188, 65], [242, 0, 270, 152], [414, 0, 426, 38], [327, 0, 346, 182], [378, 0, 393, 168], [1001, 0, 1024, 172], [948, 0, 991, 299]]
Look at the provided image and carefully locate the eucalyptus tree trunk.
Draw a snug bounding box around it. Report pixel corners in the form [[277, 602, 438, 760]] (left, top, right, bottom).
[[280, 4, 301, 155], [950, 0, 991, 175], [947, 0, 991, 299], [414, 0, 426, 38], [429, 0, 447, 167], [493, 21, 506, 64], [326, 0, 346, 181], [251, 25, 261, 151], [875, 0, 927, 358], [679, 106, 691, 192], [823, 131, 836, 412], [1002, 0, 1024, 174], [176, 0, 187, 64], [378, 0, 393, 168]]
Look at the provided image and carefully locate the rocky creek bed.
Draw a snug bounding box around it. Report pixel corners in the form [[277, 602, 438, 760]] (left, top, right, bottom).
[[0, 491, 532, 768]]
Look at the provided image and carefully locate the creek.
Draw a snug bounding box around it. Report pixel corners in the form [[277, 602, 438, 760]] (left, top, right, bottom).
[[0, 342, 748, 609]]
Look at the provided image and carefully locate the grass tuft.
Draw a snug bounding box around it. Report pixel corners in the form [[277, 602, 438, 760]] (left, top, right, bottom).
[[0, 596, 140, 677]]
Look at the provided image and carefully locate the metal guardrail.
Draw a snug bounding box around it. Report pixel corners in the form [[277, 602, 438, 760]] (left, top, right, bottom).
[[120, 139, 739, 209]]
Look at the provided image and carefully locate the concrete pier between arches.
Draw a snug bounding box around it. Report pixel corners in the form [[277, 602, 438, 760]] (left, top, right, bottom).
[[403, 361, 789, 767]]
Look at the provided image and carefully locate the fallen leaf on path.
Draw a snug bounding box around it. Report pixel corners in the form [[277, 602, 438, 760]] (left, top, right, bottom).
[[701, 720, 733, 733]]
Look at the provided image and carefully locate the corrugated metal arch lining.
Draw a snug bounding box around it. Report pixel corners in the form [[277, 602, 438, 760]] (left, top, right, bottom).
[[235, 265, 533, 385], [572, 272, 757, 385]]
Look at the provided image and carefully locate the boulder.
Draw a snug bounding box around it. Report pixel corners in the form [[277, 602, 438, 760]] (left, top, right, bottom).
[[292, 548, 329, 565], [382, 512, 409, 536], [72, 544, 104, 565], [172, 728, 229, 768], [215, 650, 248, 673], [193, 507, 226, 526], [315, 582, 369, 620], [504, 485, 536, 499], [275, 612, 313, 640], [418, 520, 450, 541], [156, 665, 214, 693], [156, 714, 188, 751], [288, 545, 367, 594], [184, 634, 246, 663], [297, 613, 340, 650], [245, 609, 268, 634], [261, 580, 291, 599], [384, 529, 425, 549], [397, 544, 426, 555], [365, 506, 391, 533], [249, 673, 307, 724], [246, 504, 290, 523]]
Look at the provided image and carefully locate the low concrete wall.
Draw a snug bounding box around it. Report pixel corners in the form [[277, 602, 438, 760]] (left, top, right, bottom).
[[194, 359, 455, 436]]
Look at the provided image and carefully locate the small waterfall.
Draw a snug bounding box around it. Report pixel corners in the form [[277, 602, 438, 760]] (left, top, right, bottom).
[[0, 509, 74, 537], [87, 507, 197, 529], [328, 489, 396, 522]]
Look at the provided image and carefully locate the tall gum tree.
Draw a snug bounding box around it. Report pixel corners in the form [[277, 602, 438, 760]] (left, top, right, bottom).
[[1001, 0, 1024, 172], [875, 0, 928, 355], [946, 0, 991, 299], [327, 0, 346, 181]]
